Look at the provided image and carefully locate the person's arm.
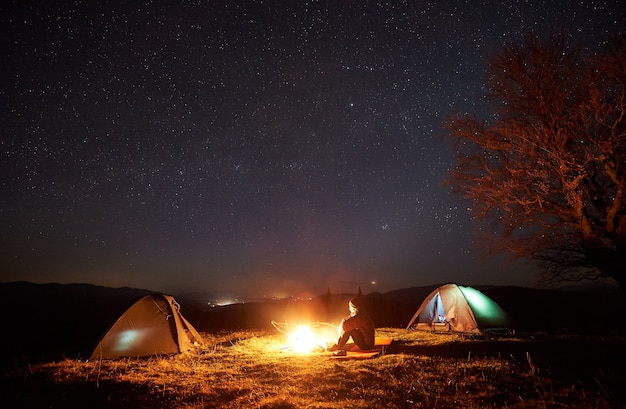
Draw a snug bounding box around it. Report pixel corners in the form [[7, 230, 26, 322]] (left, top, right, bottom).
[[341, 315, 357, 332]]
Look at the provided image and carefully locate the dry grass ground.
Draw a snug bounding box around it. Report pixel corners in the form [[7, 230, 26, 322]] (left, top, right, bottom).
[[3, 328, 625, 408]]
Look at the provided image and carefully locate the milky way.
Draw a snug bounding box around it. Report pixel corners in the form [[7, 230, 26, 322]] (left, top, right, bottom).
[[1, 1, 624, 297]]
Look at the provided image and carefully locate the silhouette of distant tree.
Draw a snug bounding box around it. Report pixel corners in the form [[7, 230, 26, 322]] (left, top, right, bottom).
[[446, 34, 626, 292]]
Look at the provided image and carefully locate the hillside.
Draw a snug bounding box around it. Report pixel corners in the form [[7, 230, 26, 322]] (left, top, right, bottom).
[[1, 281, 625, 369]]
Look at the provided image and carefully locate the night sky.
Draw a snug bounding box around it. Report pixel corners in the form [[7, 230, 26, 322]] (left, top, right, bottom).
[[2, 1, 624, 299]]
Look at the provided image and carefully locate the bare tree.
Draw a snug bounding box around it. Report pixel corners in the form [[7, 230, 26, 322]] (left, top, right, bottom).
[[445, 34, 626, 291]]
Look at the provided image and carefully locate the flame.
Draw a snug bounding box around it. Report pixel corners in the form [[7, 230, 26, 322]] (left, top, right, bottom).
[[288, 325, 320, 353], [273, 321, 337, 354]]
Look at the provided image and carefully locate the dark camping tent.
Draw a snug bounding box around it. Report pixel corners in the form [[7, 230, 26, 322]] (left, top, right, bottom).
[[90, 294, 204, 359]]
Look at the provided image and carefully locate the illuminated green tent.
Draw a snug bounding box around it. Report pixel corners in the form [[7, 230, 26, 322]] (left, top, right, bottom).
[[406, 283, 509, 332], [90, 294, 204, 359]]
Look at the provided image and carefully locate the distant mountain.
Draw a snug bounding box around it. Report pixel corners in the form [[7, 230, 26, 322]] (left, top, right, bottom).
[[555, 281, 621, 293], [377, 284, 441, 304]]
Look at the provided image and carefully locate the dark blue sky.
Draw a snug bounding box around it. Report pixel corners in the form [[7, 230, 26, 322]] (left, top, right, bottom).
[[1, 1, 624, 298]]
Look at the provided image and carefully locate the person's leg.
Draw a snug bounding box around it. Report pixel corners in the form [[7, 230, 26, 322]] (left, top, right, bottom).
[[349, 330, 373, 350], [328, 332, 351, 350]]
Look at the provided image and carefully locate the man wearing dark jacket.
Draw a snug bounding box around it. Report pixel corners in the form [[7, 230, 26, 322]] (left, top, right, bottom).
[[327, 297, 375, 352]]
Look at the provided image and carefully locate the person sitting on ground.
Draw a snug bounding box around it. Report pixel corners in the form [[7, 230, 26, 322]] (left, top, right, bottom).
[[327, 297, 375, 352]]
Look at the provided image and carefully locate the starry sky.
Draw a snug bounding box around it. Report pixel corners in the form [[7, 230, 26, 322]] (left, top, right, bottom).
[[1, 1, 624, 298]]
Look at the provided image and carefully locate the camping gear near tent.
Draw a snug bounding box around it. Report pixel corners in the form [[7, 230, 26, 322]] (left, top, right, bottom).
[[328, 338, 394, 360], [406, 283, 509, 332], [90, 294, 204, 359]]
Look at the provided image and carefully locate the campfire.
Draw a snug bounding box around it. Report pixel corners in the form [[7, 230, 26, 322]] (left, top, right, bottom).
[[272, 321, 337, 353]]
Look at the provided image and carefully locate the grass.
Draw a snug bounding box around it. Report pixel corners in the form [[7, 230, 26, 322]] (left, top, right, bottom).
[[3, 328, 625, 408]]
